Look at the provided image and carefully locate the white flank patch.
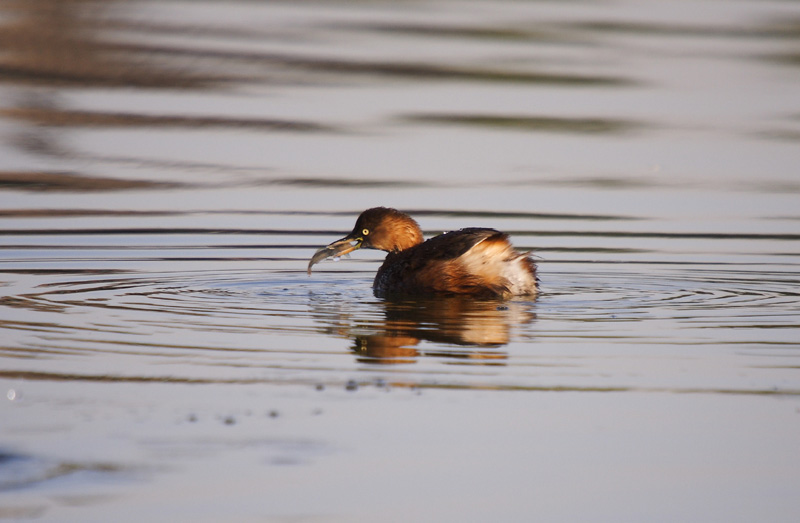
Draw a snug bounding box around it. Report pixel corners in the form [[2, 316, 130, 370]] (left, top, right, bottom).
[[459, 236, 537, 296]]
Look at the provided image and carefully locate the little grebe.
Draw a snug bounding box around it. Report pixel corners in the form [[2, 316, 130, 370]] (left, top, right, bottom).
[[308, 207, 538, 299]]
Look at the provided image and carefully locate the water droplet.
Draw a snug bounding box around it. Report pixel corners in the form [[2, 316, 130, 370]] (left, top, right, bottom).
[[7, 389, 16, 401]]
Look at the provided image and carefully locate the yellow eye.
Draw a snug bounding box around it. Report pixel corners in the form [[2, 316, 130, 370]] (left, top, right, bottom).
[[362, 228, 370, 236]]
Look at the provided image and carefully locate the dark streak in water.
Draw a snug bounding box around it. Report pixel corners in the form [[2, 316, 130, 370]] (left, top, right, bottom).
[[415, 382, 800, 396], [1, 107, 339, 133], [0, 173, 428, 193], [0, 244, 310, 251], [256, 178, 428, 188], [0, 269, 129, 275], [1, 370, 797, 396], [508, 230, 800, 241], [381, 209, 637, 221], [400, 113, 647, 135], [0, 209, 638, 221], [752, 129, 800, 142], [334, 21, 577, 43], [345, 18, 800, 44], [105, 42, 637, 87], [0, 370, 296, 385], [103, 18, 300, 43], [567, 19, 800, 40], [0, 209, 180, 218], [1, 228, 798, 241], [0, 228, 351, 236], [0, 171, 187, 192]]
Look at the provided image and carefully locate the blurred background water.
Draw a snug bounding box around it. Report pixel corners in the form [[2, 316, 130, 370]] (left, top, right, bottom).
[[1, 0, 799, 521]]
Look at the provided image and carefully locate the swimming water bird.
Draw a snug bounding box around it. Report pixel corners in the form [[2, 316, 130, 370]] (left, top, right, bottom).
[[308, 207, 538, 298]]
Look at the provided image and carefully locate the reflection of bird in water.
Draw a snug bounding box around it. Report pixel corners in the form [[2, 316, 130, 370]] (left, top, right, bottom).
[[308, 207, 538, 298], [349, 297, 536, 364]]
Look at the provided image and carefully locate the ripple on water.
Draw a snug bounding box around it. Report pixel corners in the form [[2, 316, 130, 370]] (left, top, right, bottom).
[[1, 263, 797, 395]]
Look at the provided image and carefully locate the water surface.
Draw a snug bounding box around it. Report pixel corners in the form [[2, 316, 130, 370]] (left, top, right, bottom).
[[1, 0, 800, 521]]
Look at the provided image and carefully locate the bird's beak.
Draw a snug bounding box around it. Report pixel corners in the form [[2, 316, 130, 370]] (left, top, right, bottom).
[[307, 234, 362, 275]]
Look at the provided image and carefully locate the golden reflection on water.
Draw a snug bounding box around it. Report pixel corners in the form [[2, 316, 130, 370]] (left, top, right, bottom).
[[348, 298, 535, 364]]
